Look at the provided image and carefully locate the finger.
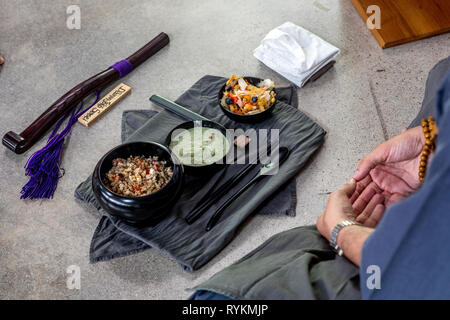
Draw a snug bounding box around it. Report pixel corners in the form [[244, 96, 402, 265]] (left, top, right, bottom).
[[356, 193, 384, 225], [352, 181, 380, 214], [353, 150, 387, 181], [338, 178, 357, 198], [364, 203, 386, 228], [0, 56, 4, 65], [350, 175, 372, 204], [350, 190, 359, 204], [355, 175, 372, 194]]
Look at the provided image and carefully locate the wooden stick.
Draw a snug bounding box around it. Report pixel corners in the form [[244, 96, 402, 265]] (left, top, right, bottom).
[[2, 32, 169, 154]]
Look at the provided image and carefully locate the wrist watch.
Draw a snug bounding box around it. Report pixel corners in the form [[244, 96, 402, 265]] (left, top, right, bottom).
[[329, 220, 360, 256]]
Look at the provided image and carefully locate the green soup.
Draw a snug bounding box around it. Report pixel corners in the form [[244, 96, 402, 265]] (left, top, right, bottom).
[[169, 127, 230, 167]]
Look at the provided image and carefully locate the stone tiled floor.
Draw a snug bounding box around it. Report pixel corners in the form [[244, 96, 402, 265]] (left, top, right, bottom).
[[0, 0, 449, 299]]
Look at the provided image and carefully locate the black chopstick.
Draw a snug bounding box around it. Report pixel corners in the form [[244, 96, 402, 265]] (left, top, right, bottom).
[[185, 142, 274, 224], [205, 146, 290, 231], [185, 162, 258, 224], [205, 170, 261, 231]]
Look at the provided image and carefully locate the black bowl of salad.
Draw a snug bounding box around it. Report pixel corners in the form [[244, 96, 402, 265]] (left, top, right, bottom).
[[92, 141, 184, 225], [218, 76, 277, 123]]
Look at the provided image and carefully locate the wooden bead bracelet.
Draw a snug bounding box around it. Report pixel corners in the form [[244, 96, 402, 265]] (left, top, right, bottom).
[[419, 116, 438, 182]]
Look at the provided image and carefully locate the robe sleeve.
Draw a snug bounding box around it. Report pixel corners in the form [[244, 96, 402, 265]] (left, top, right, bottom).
[[360, 73, 450, 299]]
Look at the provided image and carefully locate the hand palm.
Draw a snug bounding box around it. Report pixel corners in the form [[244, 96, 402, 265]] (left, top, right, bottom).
[[351, 127, 424, 227], [371, 149, 421, 195]]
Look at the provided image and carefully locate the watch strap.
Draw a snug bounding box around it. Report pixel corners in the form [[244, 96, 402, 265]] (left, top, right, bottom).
[[329, 220, 360, 256]]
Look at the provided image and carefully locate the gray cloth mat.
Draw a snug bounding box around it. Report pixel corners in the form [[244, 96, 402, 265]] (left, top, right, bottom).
[[75, 75, 326, 271], [82, 82, 301, 263], [192, 57, 450, 298]]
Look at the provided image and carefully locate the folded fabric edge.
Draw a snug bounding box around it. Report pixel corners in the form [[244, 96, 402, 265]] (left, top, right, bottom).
[[105, 215, 196, 272], [254, 50, 340, 88], [185, 285, 243, 300], [300, 51, 340, 86], [90, 246, 150, 263], [257, 178, 297, 217]]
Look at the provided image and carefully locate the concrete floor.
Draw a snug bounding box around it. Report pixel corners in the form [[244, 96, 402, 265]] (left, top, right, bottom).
[[0, 0, 449, 299]]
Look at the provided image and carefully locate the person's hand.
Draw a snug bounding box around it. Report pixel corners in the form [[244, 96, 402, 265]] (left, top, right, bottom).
[[317, 179, 363, 240], [0, 55, 4, 71], [350, 126, 426, 227]]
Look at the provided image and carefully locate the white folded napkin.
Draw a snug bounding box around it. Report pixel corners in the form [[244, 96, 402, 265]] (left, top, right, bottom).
[[254, 22, 340, 87]]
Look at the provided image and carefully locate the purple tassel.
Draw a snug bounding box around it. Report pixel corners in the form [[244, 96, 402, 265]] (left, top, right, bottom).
[[21, 91, 101, 200]]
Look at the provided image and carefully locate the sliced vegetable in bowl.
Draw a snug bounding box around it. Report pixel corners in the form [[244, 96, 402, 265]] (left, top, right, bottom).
[[220, 75, 276, 115]]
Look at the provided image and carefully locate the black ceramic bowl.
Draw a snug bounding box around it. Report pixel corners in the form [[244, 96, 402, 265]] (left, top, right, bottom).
[[218, 76, 277, 123], [92, 141, 183, 225], [165, 120, 232, 175]]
